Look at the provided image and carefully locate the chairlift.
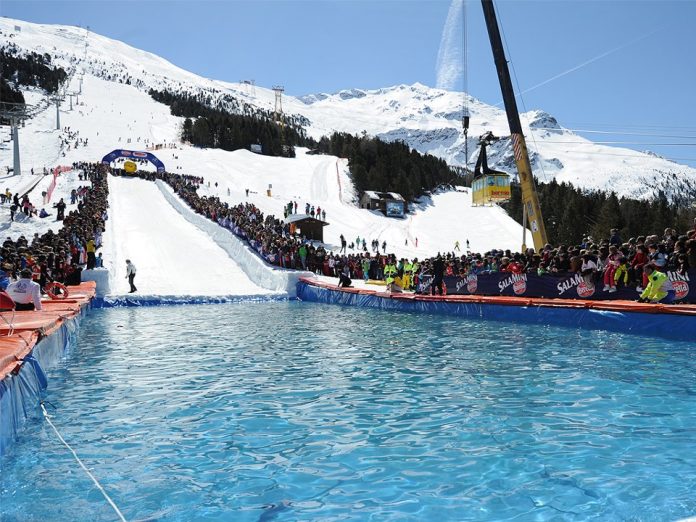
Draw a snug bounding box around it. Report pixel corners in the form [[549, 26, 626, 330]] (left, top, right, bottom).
[[471, 132, 511, 206]]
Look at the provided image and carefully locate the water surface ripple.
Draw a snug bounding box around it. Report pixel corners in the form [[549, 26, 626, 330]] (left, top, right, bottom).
[[1, 303, 695, 521]]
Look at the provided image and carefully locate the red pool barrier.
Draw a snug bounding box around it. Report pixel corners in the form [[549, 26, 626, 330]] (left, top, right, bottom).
[[0, 282, 96, 380]]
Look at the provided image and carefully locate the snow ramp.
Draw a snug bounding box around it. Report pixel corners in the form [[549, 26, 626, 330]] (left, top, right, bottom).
[[101, 175, 311, 300]]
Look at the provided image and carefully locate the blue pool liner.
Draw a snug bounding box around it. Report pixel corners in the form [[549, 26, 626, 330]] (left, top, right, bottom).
[[297, 281, 696, 342], [0, 315, 81, 458]]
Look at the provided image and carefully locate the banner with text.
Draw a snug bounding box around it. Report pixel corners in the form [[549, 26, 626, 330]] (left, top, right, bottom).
[[417, 270, 695, 303]]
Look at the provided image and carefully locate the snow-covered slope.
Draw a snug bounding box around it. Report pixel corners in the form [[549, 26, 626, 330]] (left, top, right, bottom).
[[102, 175, 277, 298], [0, 17, 528, 264], [3, 17, 696, 201]]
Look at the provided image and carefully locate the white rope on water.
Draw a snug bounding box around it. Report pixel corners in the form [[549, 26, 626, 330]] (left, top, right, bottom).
[[40, 403, 128, 522]]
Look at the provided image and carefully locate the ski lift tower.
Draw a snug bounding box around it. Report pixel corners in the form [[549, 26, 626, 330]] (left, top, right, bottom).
[[50, 93, 64, 130], [240, 79, 256, 97], [0, 101, 36, 176], [272, 85, 284, 122]]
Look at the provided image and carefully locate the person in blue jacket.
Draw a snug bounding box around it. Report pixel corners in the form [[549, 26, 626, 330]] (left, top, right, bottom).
[[0, 263, 11, 291]]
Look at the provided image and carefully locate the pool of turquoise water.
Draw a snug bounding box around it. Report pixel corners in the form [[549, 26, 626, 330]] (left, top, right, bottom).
[[1, 302, 695, 521]]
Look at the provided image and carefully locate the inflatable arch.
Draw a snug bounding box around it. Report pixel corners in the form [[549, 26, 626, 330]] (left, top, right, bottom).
[[101, 149, 166, 172]]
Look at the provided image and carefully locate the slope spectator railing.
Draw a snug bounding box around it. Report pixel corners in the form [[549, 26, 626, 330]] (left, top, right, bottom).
[[44, 166, 73, 204]]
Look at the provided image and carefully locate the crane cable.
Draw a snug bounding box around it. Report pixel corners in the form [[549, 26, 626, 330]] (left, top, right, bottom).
[[494, 0, 549, 183]]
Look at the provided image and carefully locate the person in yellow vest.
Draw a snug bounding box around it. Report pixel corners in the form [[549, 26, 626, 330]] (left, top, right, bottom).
[[86, 238, 97, 269], [402, 259, 413, 291], [614, 257, 629, 288], [638, 264, 674, 303], [384, 258, 398, 292]]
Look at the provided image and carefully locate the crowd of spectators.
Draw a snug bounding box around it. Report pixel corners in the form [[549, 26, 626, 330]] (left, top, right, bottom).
[[115, 168, 696, 302], [0, 162, 109, 293]]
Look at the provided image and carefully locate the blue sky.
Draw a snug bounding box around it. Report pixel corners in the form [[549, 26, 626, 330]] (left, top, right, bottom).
[[3, 0, 696, 167]]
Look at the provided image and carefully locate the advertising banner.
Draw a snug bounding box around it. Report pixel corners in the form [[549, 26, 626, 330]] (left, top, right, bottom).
[[101, 149, 166, 172], [417, 270, 695, 303], [385, 201, 404, 217]]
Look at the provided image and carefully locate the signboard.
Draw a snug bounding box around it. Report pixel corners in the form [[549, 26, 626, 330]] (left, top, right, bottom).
[[385, 200, 404, 218], [101, 149, 166, 172], [416, 269, 696, 303]]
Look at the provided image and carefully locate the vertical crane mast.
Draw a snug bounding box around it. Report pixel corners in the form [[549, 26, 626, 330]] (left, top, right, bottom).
[[481, 0, 548, 251]]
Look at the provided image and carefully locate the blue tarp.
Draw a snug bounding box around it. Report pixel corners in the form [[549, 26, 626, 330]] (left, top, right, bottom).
[[0, 321, 74, 457], [297, 282, 696, 342], [93, 295, 292, 308]]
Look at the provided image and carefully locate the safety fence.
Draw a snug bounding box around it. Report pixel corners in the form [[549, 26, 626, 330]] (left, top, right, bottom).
[[44, 165, 72, 204]]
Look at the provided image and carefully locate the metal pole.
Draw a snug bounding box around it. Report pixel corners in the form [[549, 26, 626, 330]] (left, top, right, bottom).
[[55, 99, 60, 130], [12, 120, 21, 176], [481, 0, 548, 251], [521, 201, 527, 252]]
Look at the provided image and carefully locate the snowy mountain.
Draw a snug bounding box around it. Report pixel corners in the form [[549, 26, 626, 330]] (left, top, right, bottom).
[[0, 15, 531, 299], [2, 16, 696, 204]]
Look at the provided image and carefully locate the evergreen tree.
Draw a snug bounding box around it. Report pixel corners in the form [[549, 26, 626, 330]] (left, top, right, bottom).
[[592, 192, 622, 241]]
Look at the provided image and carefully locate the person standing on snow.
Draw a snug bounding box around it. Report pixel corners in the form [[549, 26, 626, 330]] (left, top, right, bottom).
[[55, 198, 67, 221], [125, 259, 137, 293]]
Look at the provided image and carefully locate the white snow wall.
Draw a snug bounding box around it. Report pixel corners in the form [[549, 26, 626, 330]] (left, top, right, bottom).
[[81, 268, 111, 297], [155, 180, 315, 296]]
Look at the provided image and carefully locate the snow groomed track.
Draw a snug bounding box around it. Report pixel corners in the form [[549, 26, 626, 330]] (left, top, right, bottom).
[[102, 175, 279, 299], [0, 281, 96, 456], [297, 278, 696, 342]]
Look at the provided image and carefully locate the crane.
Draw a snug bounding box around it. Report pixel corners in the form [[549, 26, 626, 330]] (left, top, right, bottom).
[[481, 0, 548, 252]]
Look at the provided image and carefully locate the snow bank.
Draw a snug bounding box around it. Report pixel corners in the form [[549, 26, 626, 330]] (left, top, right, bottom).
[[155, 180, 315, 296], [81, 268, 110, 297]]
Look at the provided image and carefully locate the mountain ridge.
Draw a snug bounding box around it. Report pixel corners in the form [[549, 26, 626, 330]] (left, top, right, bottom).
[[2, 16, 696, 202]]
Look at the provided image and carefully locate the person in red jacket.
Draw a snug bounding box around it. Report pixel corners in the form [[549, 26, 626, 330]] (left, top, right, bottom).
[[631, 244, 649, 291]]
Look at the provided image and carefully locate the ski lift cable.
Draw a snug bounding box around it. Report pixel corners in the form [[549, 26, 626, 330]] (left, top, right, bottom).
[[493, 0, 549, 183], [535, 128, 696, 139], [540, 148, 696, 162], [537, 141, 696, 146], [509, 26, 663, 102], [563, 122, 696, 132], [488, 26, 664, 109]]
